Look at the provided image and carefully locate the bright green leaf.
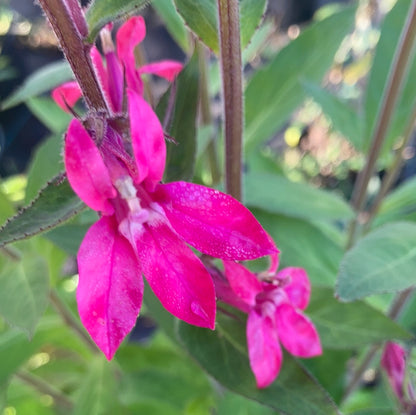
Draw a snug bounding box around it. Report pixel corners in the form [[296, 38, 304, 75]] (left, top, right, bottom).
[[302, 81, 363, 151], [174, 0, 267, 54], [308, 287, 411, 349], [254, 210, 343, 286], [336, 222, 416, 301], [0, 190, 14, 227], [0, 175, 85, 248], [152, 0, 190, 52], [72, 357, 119, 415], [217, 391, 275, 415], [0, 251, 49, 336], [24, 135, 64, 204], [26, 97, 71, 134], [1, 62, 73, 110], [86, 0, 150, 43], [177, 321, 339, 415], [245, 172, 353, 222], [158, 52, 199, 182], [245, 6, 356, 150]]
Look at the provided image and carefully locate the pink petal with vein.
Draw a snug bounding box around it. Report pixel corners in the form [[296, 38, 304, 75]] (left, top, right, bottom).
[[106, 51, 124, 112], [65, 119, 116, 214], [223, 260, 262, 307], [275, 304, 322, 358], [77, 216, 143, 360], [277, 267, 311, 310], [52, 81, 82, 112], [139, 60, 183, 81], [133, 217, 216, 329], [155, 182, 278, 260], [247, 310, 282, 388], [90, 46, 113, 110], [127, 89, 165, 189], [116, 16, 145, 92], [381, 342, 406, 400]]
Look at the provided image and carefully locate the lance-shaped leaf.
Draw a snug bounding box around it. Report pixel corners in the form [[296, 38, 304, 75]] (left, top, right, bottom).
[[0, 175, 85, 248], [245, 6, 356, 150], [336, 222, 416, 301], [245, 172, 353, 222], [1, 61, 73, 110], [157, 52, 199, 182], [177, 321, 340, 415], [307, 287, 411, 349], [86, 0, 150, 43], [174, 0, 267, 54], [0, 251, 49, 336]]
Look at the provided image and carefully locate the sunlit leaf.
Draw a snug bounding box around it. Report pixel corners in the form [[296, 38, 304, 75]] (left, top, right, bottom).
[[0, 175, 85, 248], [336, 222, 416, 301], [86, 0, 150, 42]]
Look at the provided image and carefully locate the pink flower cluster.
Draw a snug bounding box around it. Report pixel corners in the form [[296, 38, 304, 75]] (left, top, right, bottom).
[[213, 254, 322, 388], [53, 17, 276, 360]]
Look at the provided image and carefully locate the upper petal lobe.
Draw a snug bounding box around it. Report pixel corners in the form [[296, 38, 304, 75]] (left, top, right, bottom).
[[154, 182, 277, 260]]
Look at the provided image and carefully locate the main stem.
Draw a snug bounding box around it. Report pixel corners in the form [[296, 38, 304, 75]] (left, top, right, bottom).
[[38, 0, 108, 112], [348, 0, 416, 246], [217, 0, 243, 200]]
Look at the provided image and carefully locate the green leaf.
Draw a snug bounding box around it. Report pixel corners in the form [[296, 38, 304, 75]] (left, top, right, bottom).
[[217, 391, 275, 415], [254, 210, 343, 286], [86, 0, 150, 43], [158, 53, 199, 182], [245, 172, 353, 222], [240, 0, 267, 49], [174, 0, 267, 54], [0, 249, 49, 336], [26, 97, 71, 134], [0, 190, 14, 227], [0, 175, 85, 248], [177, 321, 340, 415], [245, 6, 356, 150], [72, 357, 119, 415], [336, 222, 416, 301], [0, 380, 6, 412], [302, 81, 363, 150], [375, 176, 416, 227], [152, 0, 190, 52], [1, 62, 73, 110], [307, 287, 411, 349], [24, 135, 64, 204], [363, 0, 416, 154]]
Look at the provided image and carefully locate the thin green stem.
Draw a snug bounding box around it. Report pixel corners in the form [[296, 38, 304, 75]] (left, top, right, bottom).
[[217, 0, 243, 200], [347, 0, 416, 246], [197, 42, 221, 184], [16, 370, 73, 410], [49, 289, 98, 354], [38, 0, 108, 112]]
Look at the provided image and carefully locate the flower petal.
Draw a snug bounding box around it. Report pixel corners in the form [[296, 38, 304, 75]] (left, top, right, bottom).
[[127, 89, 166, 189], [247, 310, 282, 388], [277, 267, 311, 310], [77, 216, 144, 360], [223, 260, 262, 307], [51, 81, 82, 112], [116, 16, 145, 93], [65, 119, 116, 214], [139, 60, 183, 81], [133, 216, 216, 329], [275, 304, 322, 358], [154, 182, 278, 260], [381, 342, 406, 401]]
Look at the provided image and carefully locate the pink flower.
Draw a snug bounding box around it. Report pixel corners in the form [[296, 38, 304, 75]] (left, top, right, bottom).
[[381, 342, 415, 405], [56, 17, 277, 361], [52, 16, 182, 114], [215, 256, 321, 388]]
